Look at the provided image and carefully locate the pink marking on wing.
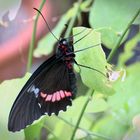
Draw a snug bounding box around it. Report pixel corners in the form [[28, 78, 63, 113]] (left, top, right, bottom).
[[45, 94, 52, 101], [60, 90, 65, 98], [40, 92, 47, 98], [56, 91, 61, 101], [52, 93, 56, 102], [64, 91, 72, 97]]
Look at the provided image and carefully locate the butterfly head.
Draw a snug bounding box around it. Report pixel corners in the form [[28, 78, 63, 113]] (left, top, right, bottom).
[[58, 38, 74, 54], [59, 38, 68, 46]]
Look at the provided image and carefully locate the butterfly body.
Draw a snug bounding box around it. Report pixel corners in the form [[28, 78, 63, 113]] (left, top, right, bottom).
[[8, 38, 77, 132]]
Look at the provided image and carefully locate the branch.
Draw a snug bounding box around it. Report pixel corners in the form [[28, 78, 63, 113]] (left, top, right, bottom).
[[107, 8, 140, 63]]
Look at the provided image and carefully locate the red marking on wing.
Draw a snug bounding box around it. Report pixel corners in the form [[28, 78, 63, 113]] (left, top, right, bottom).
[[40, 92, 47, 98], [60, 90, 65, 98], [45, 94, 52, 101], [41, 90, 72, 102], [56, 91, 61, 101], [64, 91, 72, 97], [52, 92, 56, 102]]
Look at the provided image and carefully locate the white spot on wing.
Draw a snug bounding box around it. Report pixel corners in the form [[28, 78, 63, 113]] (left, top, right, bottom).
[[38, 103, 41, 108], [34, 88, 39, 97], [27, 84, 40, 97], [44, 112, 48, 115], [27, 85, 35, 92]]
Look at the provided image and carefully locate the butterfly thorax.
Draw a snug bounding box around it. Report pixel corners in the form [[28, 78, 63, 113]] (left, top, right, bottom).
[[56, 38, 75, 69]]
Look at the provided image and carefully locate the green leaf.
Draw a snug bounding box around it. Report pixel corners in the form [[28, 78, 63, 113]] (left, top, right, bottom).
[[93, 115, 127, 140], [118, 32, 140, 67], [48, 95, 108, 140], [0, 74, 31, 140], [73, 27, 114, 95], [89, 0, 140, 48], [108, 63, 140, 125], [24, 118, 45, 140], [63, 96, 108, 117], [92, 67, 140, 140]]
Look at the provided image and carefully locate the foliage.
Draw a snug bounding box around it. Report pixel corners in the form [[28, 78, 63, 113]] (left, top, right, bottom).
[[0, 0, 140, 140]]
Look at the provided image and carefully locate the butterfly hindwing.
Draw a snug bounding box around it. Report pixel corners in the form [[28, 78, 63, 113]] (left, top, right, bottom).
[[37, 60, 76, 116], [8, 55, 76, 132]]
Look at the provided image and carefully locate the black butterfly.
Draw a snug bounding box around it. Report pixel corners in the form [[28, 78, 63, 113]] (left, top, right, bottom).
[[8, 37, 77, 131], [8, 8, 105, 132]]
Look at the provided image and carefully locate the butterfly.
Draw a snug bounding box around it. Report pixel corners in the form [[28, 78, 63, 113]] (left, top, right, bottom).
[[8, 8, 106, 132], [8, 37, 77, 132]]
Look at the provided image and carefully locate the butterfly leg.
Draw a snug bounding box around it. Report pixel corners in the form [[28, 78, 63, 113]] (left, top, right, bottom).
[[74, 60, 107, 78], [74, 61, 81, 74]]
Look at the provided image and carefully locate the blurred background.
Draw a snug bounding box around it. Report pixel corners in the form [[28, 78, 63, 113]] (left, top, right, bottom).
[[0, 0, 75, 82]]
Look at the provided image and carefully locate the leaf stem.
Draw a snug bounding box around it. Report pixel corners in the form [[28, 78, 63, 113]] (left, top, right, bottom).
[[26, 0, 46, 72], [58, 116, 111, 140], [65, 0, 83, 38], [107, 8, 140, 63], [70, 90, 95, 140]]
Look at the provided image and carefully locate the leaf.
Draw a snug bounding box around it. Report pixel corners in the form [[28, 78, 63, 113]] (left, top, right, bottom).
[[64, 96, 108, 117], [89, 0, 140, 48], [0, 0, 21, 21], [118, 32, 140, 67], [108, 63, 140, 125], [46, 95, 109, 140], [83, 63, 140, 139], [93, 115, 127, 140], [0, 73, 49, 139], [34, 4, 79, 57], [73, 27, 114, 95], [0, 74, 31, 140], [24, 117, 46, 140]]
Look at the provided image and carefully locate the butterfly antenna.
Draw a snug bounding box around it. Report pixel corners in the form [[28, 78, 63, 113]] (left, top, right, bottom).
[[33, 8, 59, 41], [65, 28, 87, 40], [74, 30, 92, 44]]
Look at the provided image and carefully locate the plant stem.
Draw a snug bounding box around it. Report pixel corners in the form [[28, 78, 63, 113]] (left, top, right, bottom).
[[58, 116, 111, 140], [70, 7, 140, 140], [107, 8, 140, 63], [26, 0, 46, 72], [70, 90, 95, 140], [65, 0, 83, 38]]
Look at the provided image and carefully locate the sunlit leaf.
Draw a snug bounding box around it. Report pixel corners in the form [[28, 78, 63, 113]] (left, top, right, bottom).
[[89, 0, 140, 48], [108, 63, 140, 124], [73, 27, 114, 95], [93, 115, 127, 140], [0, 74, 30, 140]]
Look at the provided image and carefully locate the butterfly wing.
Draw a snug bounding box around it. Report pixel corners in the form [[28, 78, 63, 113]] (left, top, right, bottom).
[[8, 55, 76, 132], [37, 59, 76, 116]]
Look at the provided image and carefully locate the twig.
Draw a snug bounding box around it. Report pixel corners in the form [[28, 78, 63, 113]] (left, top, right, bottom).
[[70, 90, 94, 140], [65, 0, 83, 38], [26, 0, 46, 71], [107, 8, 140, 63], [58, 116, 112, 140]]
